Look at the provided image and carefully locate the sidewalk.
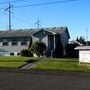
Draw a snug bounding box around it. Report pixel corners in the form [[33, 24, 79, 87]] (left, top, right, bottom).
[[20, 58, 44, 69]]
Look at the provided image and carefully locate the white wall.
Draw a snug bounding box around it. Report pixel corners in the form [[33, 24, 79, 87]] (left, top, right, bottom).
[[0, 41, 30, 53], [79, 50, 90, 63], [33, 36, 48, 47], [0, 52, 10, 56]]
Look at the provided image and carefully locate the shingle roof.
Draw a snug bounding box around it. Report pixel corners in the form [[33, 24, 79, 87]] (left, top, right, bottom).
[[0, 29, 37, 38], [49, 27, 67, 34], [0, 27, 70, 38], [44, 27, 70, 38]]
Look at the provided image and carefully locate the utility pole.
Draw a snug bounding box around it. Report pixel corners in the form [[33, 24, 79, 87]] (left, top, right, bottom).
[[9, 2, 11, 31], [86, 28, 88, 46], [35, 19, 41, 29], [4, 1, 13, 31]]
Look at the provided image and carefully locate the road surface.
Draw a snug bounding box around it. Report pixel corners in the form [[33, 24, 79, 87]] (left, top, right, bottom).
[[0, 70, 90, 90]]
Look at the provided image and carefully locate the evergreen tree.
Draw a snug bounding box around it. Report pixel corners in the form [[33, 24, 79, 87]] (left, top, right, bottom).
[[30, 41, 46, 57], [76, 36, 85, 44]]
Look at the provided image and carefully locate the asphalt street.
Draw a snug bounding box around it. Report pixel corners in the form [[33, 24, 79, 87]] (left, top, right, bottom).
[[0, 70, 90, 90]]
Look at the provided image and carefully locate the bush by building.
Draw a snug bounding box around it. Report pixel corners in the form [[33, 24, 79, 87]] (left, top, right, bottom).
[[20, 49, 33, 57], [30, 41, 46, 57], [65, 43, 79, 58]]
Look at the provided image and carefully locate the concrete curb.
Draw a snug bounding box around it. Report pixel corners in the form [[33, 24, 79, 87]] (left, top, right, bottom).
[[0, 68, 90, 77]]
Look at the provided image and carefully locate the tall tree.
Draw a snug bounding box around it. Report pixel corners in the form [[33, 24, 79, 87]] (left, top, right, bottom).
[[76, 36, 85, 45]]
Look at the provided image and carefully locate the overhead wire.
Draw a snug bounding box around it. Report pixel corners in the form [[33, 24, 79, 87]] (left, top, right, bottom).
[[14, 0, 78, 8], [12, 15, 32, 25], [0, 0, 23, 5], [2, 9, 31, 29], [0, 0, 78, 30], [0, 0, 78, 10], [0, 0, 23, 10]]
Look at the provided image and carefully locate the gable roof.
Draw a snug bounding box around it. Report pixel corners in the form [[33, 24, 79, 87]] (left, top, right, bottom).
[[49, 27, 70, 38], [33, 28, 56, 36], [33, 27, 70, 38], [0, 29, 36, 38], [0, 27, 70, 38]]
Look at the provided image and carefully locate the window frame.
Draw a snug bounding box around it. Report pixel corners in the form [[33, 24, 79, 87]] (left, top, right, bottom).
[[11, 41, 18, 46], [21, 41, 27, 46], [2, 42, 8, 46]]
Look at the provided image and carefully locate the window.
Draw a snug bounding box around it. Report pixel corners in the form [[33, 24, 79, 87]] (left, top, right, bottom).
[[21, 41, 27, 46], [12, 42, 18, 46], [0, 39, 3, 42], [17, 53, 20, 56], [3, 39, 8, 42], [10, 53, 14, 56], [2, 39, 9, 46], [3, 42, 8, 46]]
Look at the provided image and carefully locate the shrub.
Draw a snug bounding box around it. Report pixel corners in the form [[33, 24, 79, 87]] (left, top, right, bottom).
[[30, 41, 46, 57], [20, 49, 33, 57], [65, 43, 79, 58]]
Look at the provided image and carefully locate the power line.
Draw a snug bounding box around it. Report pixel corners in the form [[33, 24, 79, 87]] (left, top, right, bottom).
[[14, 0, 78, 8], [3, 10, 31, 29], [0, 0, 23, 10], [10, 0, 24, 4], [12, 15, 32, 25], [3, 0, 23, 31], [0, 17, 7, 30], [0, 0, 23, 5], [0, 22, 7, 29], [0, 0, 78, 30], [0, 0, 78, 10]]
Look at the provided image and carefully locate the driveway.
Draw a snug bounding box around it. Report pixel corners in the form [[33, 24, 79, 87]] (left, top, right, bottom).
[[0, 70, 90, 90]]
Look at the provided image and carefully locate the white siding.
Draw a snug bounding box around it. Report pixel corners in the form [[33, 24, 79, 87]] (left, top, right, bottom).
[[32, 30, 49, 47], [33, 36, 48, 47], [0, 41, 30, 53], [42, 36, 48, 47], [32, 36, 39, 43], [79, 50, 90, 63]]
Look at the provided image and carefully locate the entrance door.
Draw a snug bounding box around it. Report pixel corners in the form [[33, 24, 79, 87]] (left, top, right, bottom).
[[48, 35, 54, 50]]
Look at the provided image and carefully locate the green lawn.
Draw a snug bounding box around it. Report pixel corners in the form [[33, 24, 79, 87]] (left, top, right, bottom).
[[32, 58, 90, 72], [0, 56, 38, 68], [0, 57, 90, 73]]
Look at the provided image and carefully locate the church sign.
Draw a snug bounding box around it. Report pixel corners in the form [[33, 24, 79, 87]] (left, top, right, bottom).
[[75, 46, 90, 63]]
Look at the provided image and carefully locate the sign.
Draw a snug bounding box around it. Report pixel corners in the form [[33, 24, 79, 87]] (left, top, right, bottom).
[[79, 50, 90, 63]]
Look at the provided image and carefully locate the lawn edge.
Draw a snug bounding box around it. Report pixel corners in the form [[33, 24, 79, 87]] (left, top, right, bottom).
[[0, 68, 90, 77]]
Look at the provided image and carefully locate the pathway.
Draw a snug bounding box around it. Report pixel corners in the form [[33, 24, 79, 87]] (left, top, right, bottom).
[[20, 58, 45, 69]]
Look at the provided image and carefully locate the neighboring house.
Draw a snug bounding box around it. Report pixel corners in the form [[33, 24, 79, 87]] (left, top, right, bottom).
[[69, 40, 84, 46], [86, 41, 90, 46], [0, 27, 70, 56]]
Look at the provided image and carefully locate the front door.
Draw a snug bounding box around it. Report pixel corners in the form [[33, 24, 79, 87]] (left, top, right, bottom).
[[48, 35, 54, 50]]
